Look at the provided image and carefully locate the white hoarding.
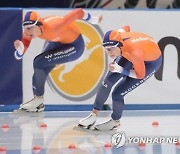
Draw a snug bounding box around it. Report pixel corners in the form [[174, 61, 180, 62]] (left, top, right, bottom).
[[23, 9, 180, 105]]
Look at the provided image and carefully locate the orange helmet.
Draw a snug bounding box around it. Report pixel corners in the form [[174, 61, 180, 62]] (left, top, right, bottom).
[[22, 11, 43, 28], [103, 30, 123, 47]]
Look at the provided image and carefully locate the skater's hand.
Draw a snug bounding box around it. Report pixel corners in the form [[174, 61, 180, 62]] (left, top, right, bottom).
[[109, 62, 115, 72], [14, 40, 23, 50], [109, 62, 122, 73], [98, 15, 103, 23], [14, 40, 24, 60], [88, 15, 103, 25]]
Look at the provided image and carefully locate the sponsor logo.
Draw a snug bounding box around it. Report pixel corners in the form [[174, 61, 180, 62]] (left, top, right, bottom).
[[45, 54, 53, 59], [44, 16, 61, 22], [102, 81, 108, 88], [155, 36, 180, 80], [111, 132, 126, 148], [121, 70, 155, 96], [131, 37, 156, 43], [111, 132, 180, 148]]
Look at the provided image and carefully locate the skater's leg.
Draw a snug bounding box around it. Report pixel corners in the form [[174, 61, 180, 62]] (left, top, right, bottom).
[[78, 72, 123, 128], [94, 56, 162, 130], [93, 72, 124, 111], [20, 36, 85, 112]]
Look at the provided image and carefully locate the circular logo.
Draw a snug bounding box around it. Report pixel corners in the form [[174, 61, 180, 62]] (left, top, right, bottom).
[[47, 20, 107, 101], [111, 132, 126, 148]]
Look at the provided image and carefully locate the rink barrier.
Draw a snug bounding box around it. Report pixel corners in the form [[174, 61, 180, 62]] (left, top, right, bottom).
[[0, 104, 180, 112], [1, 9, 180, 109]]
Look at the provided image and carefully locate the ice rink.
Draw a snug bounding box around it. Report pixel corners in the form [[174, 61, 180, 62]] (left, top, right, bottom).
[[0, 110, 180, 154]]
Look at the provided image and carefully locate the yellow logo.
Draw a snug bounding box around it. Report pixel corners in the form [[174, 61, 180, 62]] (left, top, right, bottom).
[[47, 20, 107, 101]]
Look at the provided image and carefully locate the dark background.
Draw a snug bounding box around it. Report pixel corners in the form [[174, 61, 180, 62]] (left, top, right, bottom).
[[0, 0, 179, 9]]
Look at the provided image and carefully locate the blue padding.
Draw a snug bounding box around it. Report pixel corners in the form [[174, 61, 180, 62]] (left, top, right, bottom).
[[124, 104, 180, 110], [0, 9, 23, 105], [0, 104, 111, 112], [1, 104, 180, 112]]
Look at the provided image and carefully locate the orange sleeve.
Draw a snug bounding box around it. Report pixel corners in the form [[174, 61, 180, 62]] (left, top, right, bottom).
[[53, 8, 84, 31], [122, 45, 145, 79]]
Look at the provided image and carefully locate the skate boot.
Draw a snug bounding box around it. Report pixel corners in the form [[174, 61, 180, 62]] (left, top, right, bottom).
[[94, 118, 120, 131], [78, 112, 97, 129], [19, 96, 45, 112]]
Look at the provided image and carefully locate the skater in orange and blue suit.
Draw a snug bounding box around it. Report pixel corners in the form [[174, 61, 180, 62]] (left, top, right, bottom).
[[79, 25, 162, 131], [14, 9, 102, 112]]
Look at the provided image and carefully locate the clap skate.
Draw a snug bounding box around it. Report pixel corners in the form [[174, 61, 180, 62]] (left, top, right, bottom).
[[94, 118, 120, 131], [78, 112, 97, 129], [17, 96, 45, 112]]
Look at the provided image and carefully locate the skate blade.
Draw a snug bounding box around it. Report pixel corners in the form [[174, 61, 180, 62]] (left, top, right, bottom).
[[78, 121, 95, 129], [12, 108, 43, 114], [94, 124, 120, 131], [78, 124, 90, 129], [9, 109, 32, 118], [13, 108, 30, 113]]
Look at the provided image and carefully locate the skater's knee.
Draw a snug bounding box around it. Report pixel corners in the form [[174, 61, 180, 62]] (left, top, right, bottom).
[[103, 79, 115, 88], [112, 90, 124, 102]]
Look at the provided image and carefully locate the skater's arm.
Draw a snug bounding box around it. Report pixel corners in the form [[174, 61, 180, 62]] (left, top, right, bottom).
[[109, 62, 138, 78], [120, 44, 145, 79], [53, 8, 102, 31], [14, 32, 32, 60]]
